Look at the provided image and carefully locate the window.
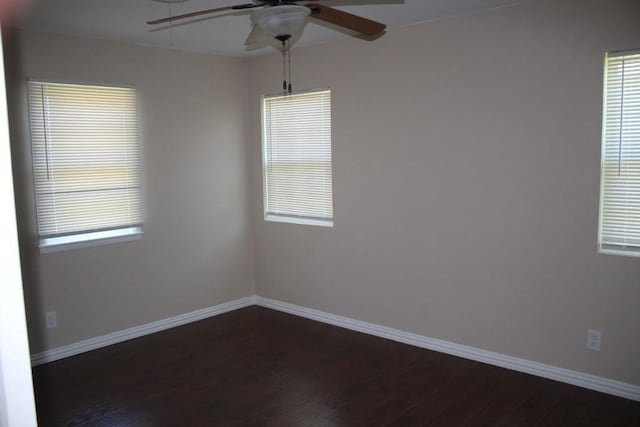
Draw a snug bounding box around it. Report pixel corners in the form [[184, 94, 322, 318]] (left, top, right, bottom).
[[599, 50, 640, 255], [262, 89, 333, 227], [27, 81, 143, 250]]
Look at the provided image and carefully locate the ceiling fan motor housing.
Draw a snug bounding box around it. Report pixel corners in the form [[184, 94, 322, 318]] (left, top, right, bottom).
[[251, 5, 311, 39]]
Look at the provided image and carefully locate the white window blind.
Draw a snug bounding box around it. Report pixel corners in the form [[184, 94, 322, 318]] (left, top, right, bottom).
[[599, 50, 640, 254], [27, 81, 142, 247], [262, 90, 333, 226]]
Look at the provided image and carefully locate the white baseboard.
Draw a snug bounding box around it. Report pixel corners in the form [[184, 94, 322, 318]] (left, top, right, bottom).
[[31, 294, 640, 402], [30, 296, 254, 366], [255, 296, 640, 402]]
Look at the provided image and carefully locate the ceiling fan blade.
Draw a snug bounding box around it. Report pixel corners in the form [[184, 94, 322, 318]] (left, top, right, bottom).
[[305, 3, 386, 36], [244, 25, 268, 46], [147, 3, 262, 25], [306, 0, 402, 5]]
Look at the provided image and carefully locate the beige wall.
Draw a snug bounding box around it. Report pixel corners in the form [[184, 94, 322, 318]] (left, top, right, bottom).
[[248, 0, 640, 385], [5, 30, 254, 353]]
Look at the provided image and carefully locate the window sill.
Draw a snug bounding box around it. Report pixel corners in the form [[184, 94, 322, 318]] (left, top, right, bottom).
[[265, 214, 333, 228], [598, 245, 640, 258], [39, 227, 143, 254]]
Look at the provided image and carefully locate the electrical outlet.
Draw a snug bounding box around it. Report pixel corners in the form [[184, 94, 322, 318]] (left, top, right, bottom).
[[45, 311, 57, 329], [587, 329, 602, 351]]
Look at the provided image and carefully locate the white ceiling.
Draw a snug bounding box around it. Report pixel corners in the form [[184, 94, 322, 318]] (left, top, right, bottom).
[[17, 0, 527, 57]]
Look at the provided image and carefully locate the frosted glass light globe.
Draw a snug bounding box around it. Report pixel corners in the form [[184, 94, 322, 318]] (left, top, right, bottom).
[[251, 5, 311, 39]]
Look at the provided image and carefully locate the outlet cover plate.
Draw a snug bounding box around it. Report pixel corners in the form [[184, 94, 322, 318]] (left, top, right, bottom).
[[45, 311, 57, 329], [587, 329, 602, 351]]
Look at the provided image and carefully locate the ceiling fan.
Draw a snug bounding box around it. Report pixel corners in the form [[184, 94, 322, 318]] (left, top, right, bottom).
[[149, 1, 389, 93], [148, 1, 388, 48]]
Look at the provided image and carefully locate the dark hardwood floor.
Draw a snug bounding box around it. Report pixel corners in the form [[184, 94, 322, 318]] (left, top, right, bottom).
[[33, 306, 640, 426]]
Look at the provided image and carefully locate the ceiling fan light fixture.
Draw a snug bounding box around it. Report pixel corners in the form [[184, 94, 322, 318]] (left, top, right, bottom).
[[251, 5, 311, 40]]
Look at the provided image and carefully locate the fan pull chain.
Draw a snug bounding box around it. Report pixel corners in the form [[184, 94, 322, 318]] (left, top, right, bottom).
[[287, 43, 292, 94], [277, 36, 293, 94], [281, 43, 287, 92]]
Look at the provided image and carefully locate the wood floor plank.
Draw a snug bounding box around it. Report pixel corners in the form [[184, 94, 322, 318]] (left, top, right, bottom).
[[467, 370, 546, 425], [32, 307, 640, 426]]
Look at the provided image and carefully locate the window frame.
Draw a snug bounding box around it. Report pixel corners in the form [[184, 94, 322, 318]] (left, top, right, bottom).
[[26, 78, 144, 252], [261, 88, 334, 228], [598, 49, 640, 257]]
